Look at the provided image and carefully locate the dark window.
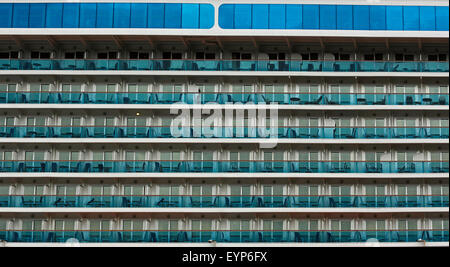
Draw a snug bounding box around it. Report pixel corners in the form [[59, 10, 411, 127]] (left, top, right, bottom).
[[0, 52, 9, 59], [65, 52, 75, 59], [172, 53, 182, 59], [404, 54, 414, 61], [438, 54, 447, 61], [40, 52, 51, 59], [310, 53, 319, 60], [76, 52, 85, 59], [205, 53, 215, 59], [375, 53, 383, 61], [232, 53, 240, 60], [130, 52, 139, 59], [31, 51, 40, 59], [196, 52, 204, 59], [98, 52, 108, 59], [428, 55, 438, 61], [395, 54, 403, 61], [108, 52, 118, 59], [162, 52, 171, 59], [301, 54, 310, 60], [335, 53, 350, 61], [364, 54, 375, 61], [139, 53, 149, 59], [241, 53, 251, 60], [268, 53, 277, 60]]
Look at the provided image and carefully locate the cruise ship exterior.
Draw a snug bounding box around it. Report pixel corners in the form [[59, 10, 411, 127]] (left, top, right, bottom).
[[0, 0, 448, 247]]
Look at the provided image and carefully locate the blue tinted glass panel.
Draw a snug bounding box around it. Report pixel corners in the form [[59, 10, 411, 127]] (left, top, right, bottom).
[[182, 4, 199, 29], [370, 6, 386, 30], [303, 5, 319, 29], [114, 3, 131, 28], [286, 4, 301, 29], [165, 3, 182, 28], [148, 3, 164, 28], [386, 6, 403, 30], [96, 4, 113, 28], [252, 4, 269, 29], [320, 5, 336, 30], [62, 3, 80, 28], [337, 5, 353, 30], [130, 4, 147, 28], [46, 3, 63, 28], [13, 3, 30, 28], [420, 6, 436, 31], [29, 4, 46, 28], [79, 3, 97, 28], [235, 4, 251, 29], [269, 4, 286, 29], [219, 4, 234, 29], [199, 4, 214, 29], [0, 4, 13, 27], [354, 5, 369, 30], [403, 6, 419, 30], [436, 6, 449, 31]]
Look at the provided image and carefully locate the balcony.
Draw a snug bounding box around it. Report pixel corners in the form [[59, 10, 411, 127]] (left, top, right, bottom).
[[0, 195, 447, 208], [1, 91, 448, 106], [0, 160, 448, 174], [0, 59, 448, 73], [0, 230, 447, 243], [0, 126, 448, 139]]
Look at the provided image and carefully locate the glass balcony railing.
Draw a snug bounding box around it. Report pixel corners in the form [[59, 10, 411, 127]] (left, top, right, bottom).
[[0, 195, 447, 208], [0, 230, 447, 243], [0, 126, 448, 139], [0, 59, 448, 73], [0, 160, 447, 174], [0, 91, 449, 105]]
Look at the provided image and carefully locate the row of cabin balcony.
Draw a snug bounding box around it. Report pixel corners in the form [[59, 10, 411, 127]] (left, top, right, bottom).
[[0, 149, 448, 174], [0, 182, 448, 209], [0, 50, 448, 73], [1, 50, 448, 63], [0, 218, 448, 243], [0, 82, 449, 105], [0, 115, 448, 139]]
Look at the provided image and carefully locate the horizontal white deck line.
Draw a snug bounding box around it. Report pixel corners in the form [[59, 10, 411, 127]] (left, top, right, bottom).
[[1, 242, 447, 248], [0, 207, 447, 214], [0, 104, 448, 111], [0, 70, 448, 77], [1, 138, 447, 145], [0, 172, 447, 179]]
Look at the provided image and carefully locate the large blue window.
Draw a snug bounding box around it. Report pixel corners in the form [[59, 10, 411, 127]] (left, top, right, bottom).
[[303, 5, 319, 29], [252, 4, 269, 29], [337, 5, 353, 30], [286, 5, 302, 29], [370, 6, 386, 30], [46, 3, 63, 28], [165, 3, 182, 28], [403, 6, 420, 31], [386, 6, 403, 30], [353, 5, 370, 30], [269, 5, 286, 29], [79, 3, 97, 28], [114, 3, 131, 28], [62, 4, 79, 28], [148, 4, 164, 28], [0, 3, 13, 27], [436, 6, 449, 31], [12, 3, 30, 28], [199, 4, 214, 29], [96, 4, 113, 28], [29, 4, 46, 28], [420, 6, 436, 31], [182, 4, 200, 29], [130, 3, 147, 28], [219, 4, 234, 29], [320, 5, 336, 30], [235, 4, 251, 29]]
